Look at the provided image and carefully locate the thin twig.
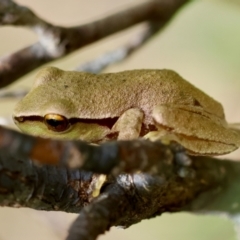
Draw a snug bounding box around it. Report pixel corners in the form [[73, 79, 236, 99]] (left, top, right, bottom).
[[76, 22, 163, 73], [0, 88, 28, 98]]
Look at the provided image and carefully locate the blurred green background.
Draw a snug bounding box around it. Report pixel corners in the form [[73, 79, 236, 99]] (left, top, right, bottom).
[[0, 0, 240, 239]]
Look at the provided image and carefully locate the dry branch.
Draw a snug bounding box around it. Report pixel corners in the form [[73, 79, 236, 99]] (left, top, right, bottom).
[[0, 125, 239, 240], [0, 0, 189, 87], [76, 22, 163, 73]]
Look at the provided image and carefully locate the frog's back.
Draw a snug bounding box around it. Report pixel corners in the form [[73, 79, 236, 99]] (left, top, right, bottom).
[[80, 69, 225, 123], [18, 67, 224, 125]]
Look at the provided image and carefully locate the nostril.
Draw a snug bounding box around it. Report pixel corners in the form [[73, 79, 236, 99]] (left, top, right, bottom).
[[13, 116, 24, 123]]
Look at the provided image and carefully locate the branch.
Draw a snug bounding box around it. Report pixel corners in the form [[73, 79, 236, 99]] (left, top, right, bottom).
[[0, 126, 239, 239], [67, 160, 240, 240], [76, 22, 163, 73], [0, 150, 96, 212], [0, 0, 189, 87], [0, 126, 189, 175], [0, 88, 27, 98]]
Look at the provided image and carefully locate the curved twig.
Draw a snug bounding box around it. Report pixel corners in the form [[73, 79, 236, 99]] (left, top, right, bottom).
[[76, 21, 163, 73]]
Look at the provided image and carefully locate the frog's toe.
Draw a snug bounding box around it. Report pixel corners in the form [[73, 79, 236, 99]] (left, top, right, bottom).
[[143, 130, 178, 145]]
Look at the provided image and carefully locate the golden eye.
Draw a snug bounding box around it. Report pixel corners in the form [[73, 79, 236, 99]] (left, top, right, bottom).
[[44, 114, 69, 132]]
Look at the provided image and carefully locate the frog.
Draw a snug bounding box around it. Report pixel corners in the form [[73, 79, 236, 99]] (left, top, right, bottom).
[[13, 66, 240, 156]]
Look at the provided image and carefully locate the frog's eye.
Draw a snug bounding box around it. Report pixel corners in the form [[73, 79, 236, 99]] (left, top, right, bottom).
[[44, 114, 70, 132]]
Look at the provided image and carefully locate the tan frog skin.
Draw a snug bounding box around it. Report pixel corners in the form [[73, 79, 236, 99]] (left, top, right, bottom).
[[13, 67, 240, 155]]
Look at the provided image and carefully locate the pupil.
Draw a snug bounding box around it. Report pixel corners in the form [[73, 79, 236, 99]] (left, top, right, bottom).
[[46, 119, 63, 127]]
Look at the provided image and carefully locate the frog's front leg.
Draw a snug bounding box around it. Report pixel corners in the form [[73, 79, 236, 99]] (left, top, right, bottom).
[[110, 108, 144, 140], [144, 104, 240, 155]]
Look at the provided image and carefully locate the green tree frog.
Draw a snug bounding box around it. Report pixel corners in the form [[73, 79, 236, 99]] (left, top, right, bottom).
[[13, 67, 240, 155]]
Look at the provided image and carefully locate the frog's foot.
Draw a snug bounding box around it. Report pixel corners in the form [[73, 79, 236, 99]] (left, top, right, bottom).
[[148, 105, 240, 155], [144, 129, 178, 145], [111, 108, 144, 140], [144, 129, 187, 153], [144, 129, 238, 156]]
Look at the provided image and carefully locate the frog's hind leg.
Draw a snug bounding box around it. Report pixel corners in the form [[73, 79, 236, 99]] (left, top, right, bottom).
[[144, 105, 240, 155]]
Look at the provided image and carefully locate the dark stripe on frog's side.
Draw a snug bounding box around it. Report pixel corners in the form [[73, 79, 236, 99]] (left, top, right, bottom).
[[14, 116, 119, 129], [14, 115, 157, 138]]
